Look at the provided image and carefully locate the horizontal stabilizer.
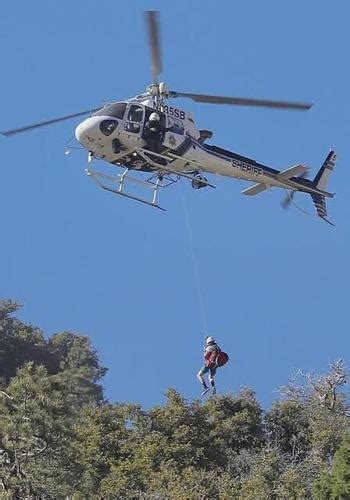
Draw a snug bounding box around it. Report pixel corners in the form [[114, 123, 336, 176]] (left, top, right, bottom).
[[241, 183, 268, 196], [277, 164, 307, 180], [311, 193, 334, 226]]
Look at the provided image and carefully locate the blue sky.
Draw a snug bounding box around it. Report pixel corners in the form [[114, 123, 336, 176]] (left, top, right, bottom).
[[1, 0, 349, 408]]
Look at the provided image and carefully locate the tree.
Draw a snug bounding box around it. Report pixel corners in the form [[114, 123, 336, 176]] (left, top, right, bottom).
[[0, 301, 107, 406], [265, 400, 310, 461], [0, 363, 80, 497], [331, 434, 350, 498], [1, 299, 349, 497], [313, 433, 350, 499], [147, 465, 239, 499], [239, 448, 282, 499], [278, 361, 349, 461], [0, 300, 50, 384], [99, 390, 208, 497], [73, 402, 137, 496], [204, 388, 264, 470], [48, 332, 107, 406]]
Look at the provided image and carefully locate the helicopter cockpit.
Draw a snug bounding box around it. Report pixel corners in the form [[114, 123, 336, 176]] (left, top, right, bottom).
[[92, 101, 186, 139], [93, 102, 127, 120], [75, 99, 196, 164], [92, 102, 127, 137]]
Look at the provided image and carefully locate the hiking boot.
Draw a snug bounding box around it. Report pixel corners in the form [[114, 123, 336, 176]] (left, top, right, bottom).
[[212, 386, 217, 395]]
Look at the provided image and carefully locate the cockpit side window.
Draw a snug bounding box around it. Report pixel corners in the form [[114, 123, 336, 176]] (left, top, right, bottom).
[[127, 105, 144, 123], [93, 103, 127, 119], [99, 119, 118, 136], [168, 117, 184, 135]]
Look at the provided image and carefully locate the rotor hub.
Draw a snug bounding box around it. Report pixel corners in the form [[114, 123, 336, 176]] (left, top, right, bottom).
[[147, 82, 169, 97]]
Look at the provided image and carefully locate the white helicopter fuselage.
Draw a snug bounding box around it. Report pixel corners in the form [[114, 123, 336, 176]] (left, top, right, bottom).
[[75, 98, 291, 191], [1, 9, 335, 222], [1, 8, 335, 222]]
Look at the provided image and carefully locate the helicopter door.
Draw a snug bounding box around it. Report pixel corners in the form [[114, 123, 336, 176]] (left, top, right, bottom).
[[163, 116, 186, 151], [123, 104, 145, 136], [121, 104, 146, 150]]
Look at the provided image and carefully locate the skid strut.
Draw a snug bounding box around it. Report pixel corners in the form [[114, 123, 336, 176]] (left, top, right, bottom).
[[136, 148, 216, 188]]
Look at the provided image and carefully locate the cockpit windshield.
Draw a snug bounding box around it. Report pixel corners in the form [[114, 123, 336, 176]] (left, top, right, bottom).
[[93, 102, 127, 120]]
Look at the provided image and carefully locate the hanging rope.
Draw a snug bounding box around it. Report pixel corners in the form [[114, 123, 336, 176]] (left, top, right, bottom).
[[182, 194, 208, 337]]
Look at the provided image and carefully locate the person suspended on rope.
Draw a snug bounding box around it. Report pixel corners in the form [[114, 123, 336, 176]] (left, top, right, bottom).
[[197, 336, 229, 396]]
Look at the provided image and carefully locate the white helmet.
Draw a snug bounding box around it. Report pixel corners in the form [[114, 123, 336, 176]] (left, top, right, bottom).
[[149, 112, 160, 122], [206, 336, 215, 344]]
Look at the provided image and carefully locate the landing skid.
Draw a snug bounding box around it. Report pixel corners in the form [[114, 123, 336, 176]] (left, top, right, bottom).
[[85, 167, 166, 210], [85, 147, 215, 210]]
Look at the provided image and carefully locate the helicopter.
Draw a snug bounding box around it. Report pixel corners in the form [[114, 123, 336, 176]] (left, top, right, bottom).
[[1, 11, 336, 225]]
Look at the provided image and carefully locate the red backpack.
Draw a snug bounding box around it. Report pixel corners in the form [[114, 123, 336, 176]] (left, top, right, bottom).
[[206, 349, 229, 368], [216, 351, 229, 367]]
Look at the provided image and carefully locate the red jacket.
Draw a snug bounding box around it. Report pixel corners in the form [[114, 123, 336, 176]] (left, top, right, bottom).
[[204, 346, 220, 368]]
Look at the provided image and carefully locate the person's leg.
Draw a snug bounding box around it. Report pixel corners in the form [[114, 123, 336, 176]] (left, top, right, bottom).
[[197, 367, 208, 387], [209, 368, 217, 394], [146, 139, 156, 152], [156, 133, 164, 153], [197, 367, 210, 395]]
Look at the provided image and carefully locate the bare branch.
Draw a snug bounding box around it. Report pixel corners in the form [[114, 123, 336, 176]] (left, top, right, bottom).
[[0, 391, 13, 400]]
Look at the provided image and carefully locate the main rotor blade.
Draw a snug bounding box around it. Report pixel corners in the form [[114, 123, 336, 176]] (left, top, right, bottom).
[[170, 91, 313, 111], [145, 10, 162, 83], [0, 108, 101, 136]]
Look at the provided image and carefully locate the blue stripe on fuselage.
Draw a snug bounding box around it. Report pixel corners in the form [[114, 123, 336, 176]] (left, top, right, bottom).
[[200, 142, 314, 188], [202, 143, 279, 175]]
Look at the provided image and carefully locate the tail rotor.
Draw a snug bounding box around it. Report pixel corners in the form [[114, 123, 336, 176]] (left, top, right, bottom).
[[281, 170, 309, 210]]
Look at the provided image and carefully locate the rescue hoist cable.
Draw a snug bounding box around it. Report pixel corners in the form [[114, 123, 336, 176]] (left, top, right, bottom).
[[182, 194, 208, 337]]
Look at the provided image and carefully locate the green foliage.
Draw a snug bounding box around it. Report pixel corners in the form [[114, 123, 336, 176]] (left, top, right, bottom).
[[274, 465, 308, 499], [265, 400, 310, 460], [0, 363, 80, 497], [204, 388, 263, 454], [0, 300, 107, 405], [0, 299, 107, 496], [0, 299, 349, 498], [313, 433, 350, 499], [147, 465, 240, 499], [313, 470, 333, 499], [49, 332, 107, 405], [0, 300, 50, 384], [331, 434, 350, 498], [73, 402, 138, 495]]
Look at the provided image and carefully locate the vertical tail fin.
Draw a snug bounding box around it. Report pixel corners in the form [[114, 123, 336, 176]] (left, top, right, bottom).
[[313, 150, 336, 191], [311, 151, 337, 225]]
